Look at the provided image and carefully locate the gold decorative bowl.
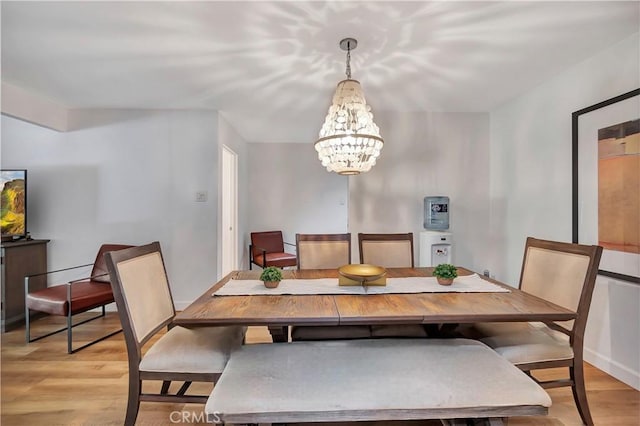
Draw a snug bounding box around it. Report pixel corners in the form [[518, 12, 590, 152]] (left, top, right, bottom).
[[338, 264, 387, 284]]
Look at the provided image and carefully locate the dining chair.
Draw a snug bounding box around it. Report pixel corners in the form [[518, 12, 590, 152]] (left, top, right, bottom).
[[460, 237, 602, 426], [25, 243, 132, 353], [296, 232, 351, 269], [105, 242, 245, 426], [358, 232, 415, 267], [291, 233, 371, 341], [249, 230, 297, 270], [357, 232, 426, 338]]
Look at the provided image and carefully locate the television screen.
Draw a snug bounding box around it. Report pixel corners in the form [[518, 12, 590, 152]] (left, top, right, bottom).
[[1, 170, 27, 238]]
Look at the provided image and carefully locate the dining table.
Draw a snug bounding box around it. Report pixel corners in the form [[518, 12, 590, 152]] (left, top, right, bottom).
[[174, 266, 576, 342]]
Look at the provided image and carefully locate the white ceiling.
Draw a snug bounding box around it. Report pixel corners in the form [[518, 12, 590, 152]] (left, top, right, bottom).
[[2, 1, 638, 143]]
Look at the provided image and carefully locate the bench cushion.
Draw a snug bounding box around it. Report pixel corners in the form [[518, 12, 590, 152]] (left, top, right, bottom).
[[206, 339, 551, 424], [26, 281, 114, 316]]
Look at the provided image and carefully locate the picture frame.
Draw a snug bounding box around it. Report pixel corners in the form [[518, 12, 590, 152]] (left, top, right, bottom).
[[572, 88, 640, 284]]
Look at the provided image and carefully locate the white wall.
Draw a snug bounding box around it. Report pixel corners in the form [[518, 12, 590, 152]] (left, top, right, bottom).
[[349, 112, 491, 272], [1, 82, 69, 131], [490, 33, 640, 389], [1, 109, 220, 306], [249, 112, 491, 270], [218, 114, 249, 274], [247, 143, 348, 253]]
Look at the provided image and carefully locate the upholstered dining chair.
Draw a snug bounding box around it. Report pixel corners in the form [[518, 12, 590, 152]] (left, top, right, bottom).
[[357, 232, 427, 338], [460, 237, 602, 426], [25, 243, 132, 353], [291, 233, 372, 341], [358, 232, 415, 268], [296, 232, 351, 269], [249, 230, 297, 270], [105, 242, 245, 426]]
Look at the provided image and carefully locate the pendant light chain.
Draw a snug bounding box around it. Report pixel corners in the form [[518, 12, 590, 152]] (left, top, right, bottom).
[[345, 42, 352, 79]]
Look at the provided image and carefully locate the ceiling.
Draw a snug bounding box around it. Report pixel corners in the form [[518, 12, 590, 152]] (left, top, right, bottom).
[[2, 1, 638, 143]]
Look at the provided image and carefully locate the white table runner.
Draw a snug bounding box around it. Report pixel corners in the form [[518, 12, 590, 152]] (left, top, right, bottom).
[[213, 273, 509, 296]]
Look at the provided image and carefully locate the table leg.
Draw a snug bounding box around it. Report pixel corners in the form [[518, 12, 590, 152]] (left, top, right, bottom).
[[267, 326, 288, 343]]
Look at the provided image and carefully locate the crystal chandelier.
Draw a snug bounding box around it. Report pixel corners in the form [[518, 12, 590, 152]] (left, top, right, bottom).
[[315, 38, 384, 175]]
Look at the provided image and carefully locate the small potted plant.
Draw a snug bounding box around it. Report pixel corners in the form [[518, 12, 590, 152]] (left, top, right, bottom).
[[433, 263, 457, 286], [260, 266, 283, 289]]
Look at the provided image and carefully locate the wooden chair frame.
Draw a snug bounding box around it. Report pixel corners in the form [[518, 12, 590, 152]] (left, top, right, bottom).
[[105, 242, 220, 426], [513, 237, 602, 426], [295, 233, 351, 270], [358, 232, 415, 267]]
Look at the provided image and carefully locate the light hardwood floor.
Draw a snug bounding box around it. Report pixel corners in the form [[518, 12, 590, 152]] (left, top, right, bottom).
[[1, 313, 638, 425]]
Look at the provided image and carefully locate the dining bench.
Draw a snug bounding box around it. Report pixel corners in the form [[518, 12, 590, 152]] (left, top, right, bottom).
[[206, 338, 551, 425]]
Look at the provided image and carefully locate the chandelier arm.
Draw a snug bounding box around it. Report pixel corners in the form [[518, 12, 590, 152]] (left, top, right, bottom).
[[315, 134, 384, 145]]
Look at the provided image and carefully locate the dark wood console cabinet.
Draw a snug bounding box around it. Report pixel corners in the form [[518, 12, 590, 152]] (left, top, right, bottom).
[[1, 239, 49, 332]]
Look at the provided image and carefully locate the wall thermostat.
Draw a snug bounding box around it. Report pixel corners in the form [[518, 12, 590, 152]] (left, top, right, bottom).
[[424, 196, 450, 230]]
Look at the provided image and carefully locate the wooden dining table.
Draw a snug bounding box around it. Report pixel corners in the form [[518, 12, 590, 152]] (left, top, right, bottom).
[[174, 267, 576, 342]]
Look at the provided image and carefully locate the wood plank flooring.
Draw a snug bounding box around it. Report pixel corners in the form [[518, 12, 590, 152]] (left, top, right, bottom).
[[1, 313, 638, 425]]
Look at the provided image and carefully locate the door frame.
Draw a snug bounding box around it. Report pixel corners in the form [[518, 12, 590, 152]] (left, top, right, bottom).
[[219, 144, 238, 279]]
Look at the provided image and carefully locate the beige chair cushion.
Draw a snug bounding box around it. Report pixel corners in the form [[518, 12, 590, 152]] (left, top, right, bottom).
[[116, 252, 175, 343], [291, 325, 371, 341], [521, 246, 590, 313], [297, 240, 350, 270], [361, 240, 412, 268], [140, 325, 245, 374], [370, 324, 428, 338], [471, 322, 573, 365]]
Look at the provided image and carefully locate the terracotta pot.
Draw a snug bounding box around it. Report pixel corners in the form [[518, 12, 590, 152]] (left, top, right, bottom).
[[436, 277, 454, 286], [263, 280, 280, 289]]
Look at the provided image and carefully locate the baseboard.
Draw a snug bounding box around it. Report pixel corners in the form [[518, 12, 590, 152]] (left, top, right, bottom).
[[584, 347, 640, 390]]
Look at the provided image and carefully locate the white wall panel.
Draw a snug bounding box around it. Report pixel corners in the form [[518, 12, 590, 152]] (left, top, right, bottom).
[[349, 111, 491, 273], [490, 33, 640, 388], [247, 143, 348, 254], [1, 109, 219, 306]]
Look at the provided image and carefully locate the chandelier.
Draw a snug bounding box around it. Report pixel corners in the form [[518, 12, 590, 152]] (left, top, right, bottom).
[[315, 38, 384, 175]]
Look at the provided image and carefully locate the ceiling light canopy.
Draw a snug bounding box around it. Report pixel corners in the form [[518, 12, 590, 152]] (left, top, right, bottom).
[[315, 38, 384, 175]]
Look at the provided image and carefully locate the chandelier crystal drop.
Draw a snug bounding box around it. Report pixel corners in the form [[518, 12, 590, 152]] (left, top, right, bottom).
[[315, 38, 384, 175]]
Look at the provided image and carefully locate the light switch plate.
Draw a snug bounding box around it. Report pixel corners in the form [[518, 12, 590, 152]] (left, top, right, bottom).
[[195, 191, 208, 202]]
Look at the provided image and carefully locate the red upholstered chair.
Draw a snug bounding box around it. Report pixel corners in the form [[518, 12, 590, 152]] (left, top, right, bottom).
[[25, 244, 133, 353], [249, 231, 296, 270]]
